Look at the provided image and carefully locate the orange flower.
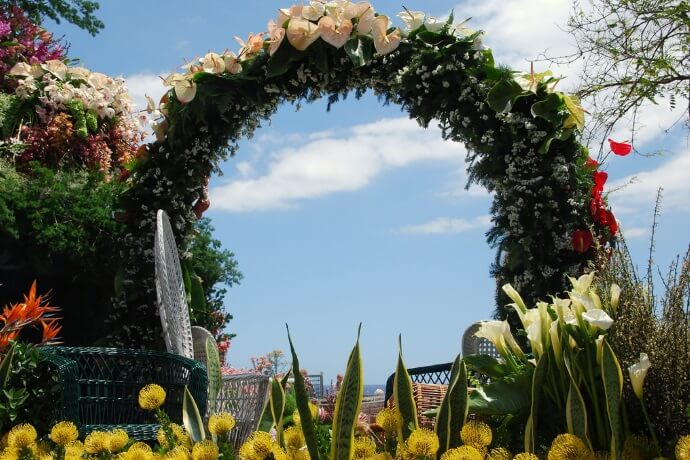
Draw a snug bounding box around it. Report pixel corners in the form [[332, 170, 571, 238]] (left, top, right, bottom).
[[41, 318, 62, 344]]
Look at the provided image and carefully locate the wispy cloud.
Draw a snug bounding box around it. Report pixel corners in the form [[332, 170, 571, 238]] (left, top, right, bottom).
[[210, 118, 472, 212], [397, 215, 492, 235], [621, 226, 649, 240]]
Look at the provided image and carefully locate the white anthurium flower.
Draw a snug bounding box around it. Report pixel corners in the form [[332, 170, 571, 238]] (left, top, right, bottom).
[[628, 353, 651, 400], [173, 78, 197, 104], [527, 321, 544, 359], [352, 2, 375, 34], [287, 17, 322, 51], [9, 62, 41, 78], [372, 15, 401, 55], [67, 66, 91, 81], [278, 5, 303, 25], [202, 52, 225, 74], [569, 272, 596, 294], [595, 336, 604, 365], [222, 52, 243, 74], [302, 1, 326, 21], [145, 95, 156, 114], [610, 284, 621, 312], [549, 321, 562, 361], [474, 321, 508, 356], [582, 309, 614, 331], [325, 0, 347, 18], [318, 16, 353, 48], [88, 72, 111, 90], [397, 10, 424, 32], [502, 284, 528, 314], [42, 59, 68, 80], [424, 16, 445, 32], [267, 21, 286, 56]]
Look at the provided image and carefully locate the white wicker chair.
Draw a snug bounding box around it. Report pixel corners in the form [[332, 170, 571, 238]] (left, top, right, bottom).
[[154, 210, 269, 447], [461, 322, 501, 358]]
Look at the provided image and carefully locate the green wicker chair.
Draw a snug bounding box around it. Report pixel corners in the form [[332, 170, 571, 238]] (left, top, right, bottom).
[[40, 346, 208, 440]]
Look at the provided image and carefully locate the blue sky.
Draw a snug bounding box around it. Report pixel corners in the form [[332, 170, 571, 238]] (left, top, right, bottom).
[[48, 0, 690, 385]]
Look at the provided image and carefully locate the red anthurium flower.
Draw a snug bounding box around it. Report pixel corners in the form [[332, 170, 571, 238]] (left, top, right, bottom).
[[606, 210, 618, 236], [590, 196, 609, 224], [572, 229, 593, 253], [592, 170, 608, 195], [585, 157, 599, 169], [608, 138, 632, 156]]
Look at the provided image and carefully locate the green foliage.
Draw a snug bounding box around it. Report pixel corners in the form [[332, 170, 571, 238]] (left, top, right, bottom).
[[0, 158, 126, 275], [2, 0, 104, 35], [182, 386, 206, 443], [435, 355, 468, 457], [0, 342, 60, 434], [393, 336, 418, 441]]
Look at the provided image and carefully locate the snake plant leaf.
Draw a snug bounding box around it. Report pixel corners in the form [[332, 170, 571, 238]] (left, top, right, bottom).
[[0, 342, 16, 389], [259, 370, 291, 432], [270, 376, 286, 445], [287, 325, 321, 460], [394, 335, 419, 441], [525, 350, 549, 453], [601, 339, 623, 460], [331, 324, 364, 460], [564, 356, 591, 450], [435, 354, 468, 458], [182, 386, 206, 443], [204, 337, 222, 415]]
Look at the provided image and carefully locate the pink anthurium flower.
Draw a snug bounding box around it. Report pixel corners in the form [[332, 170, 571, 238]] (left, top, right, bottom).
[[287, 17, 321, 51], [202, 52, 225, 74], [267, 20, 286, 56], [371, 15, 401, 55], [318, 16, 353, 48], [608, 138, 632, 156]]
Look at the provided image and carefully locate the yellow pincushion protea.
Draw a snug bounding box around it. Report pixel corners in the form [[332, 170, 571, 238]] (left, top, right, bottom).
[[165, 446, 191, 460], [376, 407, 403, 435], [460, 421, 493, 449], [64, 441, 85, 460], [271, 445, 290, 460], [7, 424, 37, 449], [139, 384, 167, 410], [353, 436, 377, 459], [129, 442, 153, 452], [157, 423, 191, 449], [407, 428, 440, 458], [486, 447, 512, 460], [284, 426, 306, 451], [122, 447, 154, 460], [50, 421, 79, 446], [547, 434, 595, 460], [108, 428, 130, 452], [191, 440, 219, 460], [440, 445, 484, 460], [208, 412, 236, 436], [84, 431, 111, 454], [514, 454, 539, 460], [677, 435, 690, 460], [239, 431, 275, 460]]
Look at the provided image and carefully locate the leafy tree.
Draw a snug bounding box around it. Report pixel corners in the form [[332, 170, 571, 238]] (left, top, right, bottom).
[[0, 0, 104, 35], [555, 0, 689, 148], [188, 217, 243, 341]]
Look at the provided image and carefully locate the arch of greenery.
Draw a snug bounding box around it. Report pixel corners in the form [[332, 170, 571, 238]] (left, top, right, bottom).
[[113, 5, 614, 347]]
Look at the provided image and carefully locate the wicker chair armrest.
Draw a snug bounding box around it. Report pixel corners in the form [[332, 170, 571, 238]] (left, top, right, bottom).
[[40, 349, 80, 425]]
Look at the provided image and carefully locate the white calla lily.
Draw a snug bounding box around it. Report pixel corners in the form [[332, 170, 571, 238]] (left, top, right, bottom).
[[595, 336, 605, 365], [582, 309, 614, 331], [474, 320, 508, 357], [502, 284, 528, 314], [527, 321, 544, 359], [610, 284, 621, 312], [549, 321, 562, 361], [628, 353, 651, 400], [569, 272, 596, 294]]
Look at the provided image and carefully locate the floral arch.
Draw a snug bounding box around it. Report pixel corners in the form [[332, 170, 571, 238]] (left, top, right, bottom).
[[113, 3, 616, 346]]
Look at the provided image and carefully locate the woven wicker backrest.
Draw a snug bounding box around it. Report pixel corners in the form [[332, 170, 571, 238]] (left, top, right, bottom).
[[155, 210, 194, 360], [41, 346, 208, 438], [215, 374, 270, 451], [386, 382, 448, 428], [461, 322, 501, 358], [191, 325, 214, 366]]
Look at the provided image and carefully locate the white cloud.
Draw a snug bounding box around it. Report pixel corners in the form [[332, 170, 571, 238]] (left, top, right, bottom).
[[609, 143, 690, 214], [210, 118, 471, 212], [621, 226, 649, 240], [123, 72, 166, 113], [398, 215, 492, 235]]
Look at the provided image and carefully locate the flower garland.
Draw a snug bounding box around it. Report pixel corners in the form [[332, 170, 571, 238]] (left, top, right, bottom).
[[111, 1, 618, 346]]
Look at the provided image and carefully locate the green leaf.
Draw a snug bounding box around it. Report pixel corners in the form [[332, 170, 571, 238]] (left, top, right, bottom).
[[531, 93, 565, 126], [181, 260, 193, 309], [182, 386, 206, 443], [525, 351, 549, 453], [308, 40, 329, 74], [205, 337, 222, 414], [394, 336, 419, 440], [344, 36, 374, 68], [563, 356, 591, 450], [330, 324, 364, 460], [463, 354, 511, 379], [487, 79, 527, 113], [601, 339, 623, 460], [266, 40, 305, 78], [435, 355, 468, 458], [467, 375, 531, 415], [0, 342, 16, 389], [270, 376, 286, 444], [287, 325, 321, 460], [189, 272, 207, 316]]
